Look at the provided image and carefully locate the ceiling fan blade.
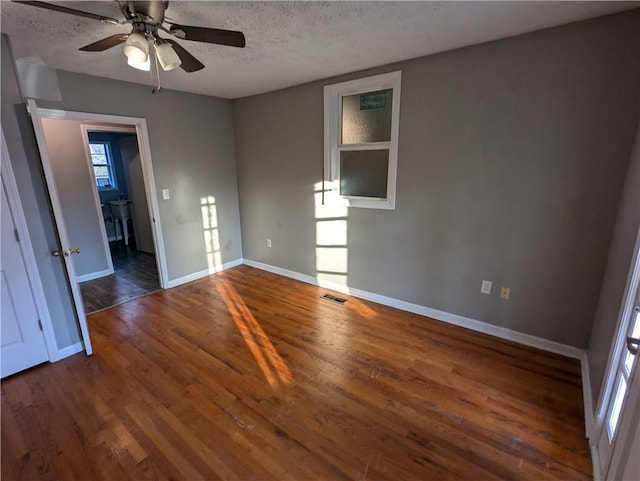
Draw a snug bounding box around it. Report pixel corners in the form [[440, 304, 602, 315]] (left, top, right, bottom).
[[79, 34, 129, 52], [169, 24, 246, 48], [165, 39, 205, 73], [12, 1, 121, 24]]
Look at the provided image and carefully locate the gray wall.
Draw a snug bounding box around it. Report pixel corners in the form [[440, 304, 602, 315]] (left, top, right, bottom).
[[233, 11, 640, 348], [587, 124, 640, 410], [41, 118, 110, 278], [37, 70, 243, 281], [1, 34, 82, 349], [120, 135, 155, 254]]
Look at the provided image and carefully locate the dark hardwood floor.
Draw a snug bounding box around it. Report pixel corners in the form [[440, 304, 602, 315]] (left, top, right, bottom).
[[1, 265, 592, 480], [79, 242, 160, 314]]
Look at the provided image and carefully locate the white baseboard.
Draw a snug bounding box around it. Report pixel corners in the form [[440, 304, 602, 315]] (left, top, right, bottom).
[[55, 341, 84, 361], [581, 352, 594, 439], [581, 353, 602, 481], [243, 259, 585, 360], [166, 258, 243, 288], [77, 268, 113, 283], [590, 443, 602, 481]]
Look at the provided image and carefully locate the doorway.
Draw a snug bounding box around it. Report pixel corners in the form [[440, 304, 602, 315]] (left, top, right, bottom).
[[77, 126, 161, 313], [28, 102, 168, 352]]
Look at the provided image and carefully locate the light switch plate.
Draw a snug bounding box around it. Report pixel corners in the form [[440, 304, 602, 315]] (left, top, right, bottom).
[[162, 189, 170, 200]]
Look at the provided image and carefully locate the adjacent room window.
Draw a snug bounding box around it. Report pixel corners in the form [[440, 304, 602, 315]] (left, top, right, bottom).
[[89, 142, 117, 190], [324, 70, 401, 210]]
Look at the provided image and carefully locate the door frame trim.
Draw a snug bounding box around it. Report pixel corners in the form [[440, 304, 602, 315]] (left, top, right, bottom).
[[79, 124, 115, 279], [34, 107, 169, 289], [606, 358, 640, 480], [1, 127, 57, 361], [590, 225, 640, 478]]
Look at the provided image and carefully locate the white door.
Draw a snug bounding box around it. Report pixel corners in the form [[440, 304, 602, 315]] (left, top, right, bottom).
[[27, 99, 93, 355], [610, 365, 640, 481], [618, 401, 640, 481], [593, 228, 640, 479], [1, 178, 49, 377]]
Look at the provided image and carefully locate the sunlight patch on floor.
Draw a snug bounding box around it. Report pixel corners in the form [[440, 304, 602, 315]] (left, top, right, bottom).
[[217, 279, 292, 388]]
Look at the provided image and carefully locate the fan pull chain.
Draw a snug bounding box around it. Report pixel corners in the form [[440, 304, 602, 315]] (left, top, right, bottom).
[[152, 43, 162, 94]]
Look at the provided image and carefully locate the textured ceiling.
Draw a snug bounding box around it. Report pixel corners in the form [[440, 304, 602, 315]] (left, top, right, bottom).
[[1, 1, 637, 99]]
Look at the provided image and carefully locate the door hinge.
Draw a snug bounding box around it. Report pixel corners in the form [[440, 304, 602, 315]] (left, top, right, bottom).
[[37, 319, 43, 331], [14, 228, 20, 242]]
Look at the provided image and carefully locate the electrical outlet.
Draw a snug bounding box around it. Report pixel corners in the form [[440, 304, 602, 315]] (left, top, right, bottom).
[[500, 287, 510, 300], [266, 239, 272, 248], [481, 280, 492, 294]]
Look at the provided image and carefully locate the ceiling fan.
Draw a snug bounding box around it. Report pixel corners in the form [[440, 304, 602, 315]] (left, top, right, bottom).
[[13, 1, 246, 73]]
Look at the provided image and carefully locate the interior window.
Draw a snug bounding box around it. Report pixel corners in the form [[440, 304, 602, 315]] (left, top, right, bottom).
[[324, 71, 401, 210]]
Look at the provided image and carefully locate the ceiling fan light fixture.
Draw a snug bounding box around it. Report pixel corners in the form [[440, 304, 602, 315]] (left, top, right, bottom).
[[123, 32, 149, 64], [127, 55, 151, 71], [16, 0, 248, 76], [155, 42, 182, 71]]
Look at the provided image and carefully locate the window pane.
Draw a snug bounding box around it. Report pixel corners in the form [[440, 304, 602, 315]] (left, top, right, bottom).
[[624, 351, 634, 376], [607, 374, 628, 441], [94, 165, 109, 177], [92, 154, 107, 165], [339, 149, 388, 198], [630, 310, 640, 338], [93, 165, 111, 185], [96, 177, 113, 188], [89, 143, 105, 155], [342, 89, 393, 144]]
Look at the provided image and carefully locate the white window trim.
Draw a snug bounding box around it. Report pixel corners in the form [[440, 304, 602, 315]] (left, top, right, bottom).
[[324, 70, 401, 210], [89, 140, 118, 191]]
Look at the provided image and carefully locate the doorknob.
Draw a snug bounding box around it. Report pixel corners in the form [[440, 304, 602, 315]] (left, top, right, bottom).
[[627, 336, 640, 356], [51, 248, 80, 257]]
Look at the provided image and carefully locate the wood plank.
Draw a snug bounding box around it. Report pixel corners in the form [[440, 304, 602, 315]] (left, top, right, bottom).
[[1, 266, 592, 480], [79, 243, 160, 314]]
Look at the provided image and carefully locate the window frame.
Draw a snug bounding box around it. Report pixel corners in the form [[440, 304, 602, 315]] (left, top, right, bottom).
[[324, 70, 401, 210], [89, 141, 118, 191]]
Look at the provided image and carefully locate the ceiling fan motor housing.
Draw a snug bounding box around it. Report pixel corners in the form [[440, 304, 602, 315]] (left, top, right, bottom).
[[128, 1, 168, 25]]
